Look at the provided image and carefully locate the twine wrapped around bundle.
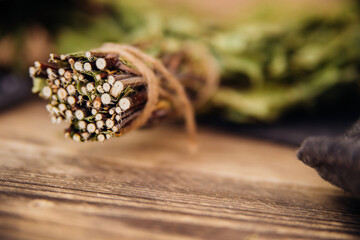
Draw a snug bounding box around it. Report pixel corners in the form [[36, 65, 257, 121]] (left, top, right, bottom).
[[30, 42, 219, 145], [95, 43, 197, 143]]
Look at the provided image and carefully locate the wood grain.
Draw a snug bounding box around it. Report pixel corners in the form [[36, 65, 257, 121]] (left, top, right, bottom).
[[0, 100, 359, 240]]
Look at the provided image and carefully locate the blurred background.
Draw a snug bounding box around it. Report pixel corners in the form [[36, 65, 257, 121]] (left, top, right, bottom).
[[1, 0, 360, 145]]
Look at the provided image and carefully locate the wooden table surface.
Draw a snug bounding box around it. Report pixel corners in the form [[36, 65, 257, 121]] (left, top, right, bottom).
[[0, 100, 360, 240]]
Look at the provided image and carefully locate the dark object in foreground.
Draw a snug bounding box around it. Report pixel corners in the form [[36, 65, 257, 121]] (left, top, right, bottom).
[[0, 72, 32, 111], [297, 119, 360, 196]]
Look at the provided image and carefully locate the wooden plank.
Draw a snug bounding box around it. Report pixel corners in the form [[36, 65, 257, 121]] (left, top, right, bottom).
[[0, 100, 359, 240]]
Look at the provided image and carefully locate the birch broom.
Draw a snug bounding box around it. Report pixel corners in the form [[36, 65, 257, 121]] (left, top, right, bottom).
[[30, 0, 360, 142]]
